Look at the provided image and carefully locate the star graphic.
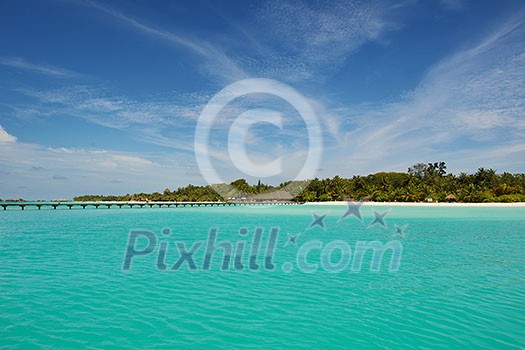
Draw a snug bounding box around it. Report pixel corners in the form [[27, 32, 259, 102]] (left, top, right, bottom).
[[338, 199, 364, 222], [308, 212, 327, 230], [369, 210, 389, 228], [284, 233, 300, 246], [393, 224, 408, 237]]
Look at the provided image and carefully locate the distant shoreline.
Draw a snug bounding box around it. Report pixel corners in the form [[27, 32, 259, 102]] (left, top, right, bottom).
[[1, 200, 525, 207], [304, 201, 525, 207]]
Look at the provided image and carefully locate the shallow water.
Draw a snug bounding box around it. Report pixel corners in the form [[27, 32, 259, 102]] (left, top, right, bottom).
[[1, 205, 524, 348]]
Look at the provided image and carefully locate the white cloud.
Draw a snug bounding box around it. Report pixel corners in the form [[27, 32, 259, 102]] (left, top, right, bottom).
[[111, 155, 154, 169], [3, 0, 524, 192], [15, 85, 205, 150], [454, 110, 525, 130], [70, 0, 404, 84], [247, 0, 403, 81], [0, 139, 199, 199], [0, 125, 17, 143], [0, 57, 80, 78], [318, 12, 525, 174], [47, 147, 75, 154], [258, 0, 385, 56]]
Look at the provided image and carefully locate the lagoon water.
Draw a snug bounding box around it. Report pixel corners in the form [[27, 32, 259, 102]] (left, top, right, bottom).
[[1, 205, 524, 348]]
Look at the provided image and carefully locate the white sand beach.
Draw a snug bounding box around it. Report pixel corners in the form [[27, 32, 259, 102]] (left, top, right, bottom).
[[304, 201, 525, 207]]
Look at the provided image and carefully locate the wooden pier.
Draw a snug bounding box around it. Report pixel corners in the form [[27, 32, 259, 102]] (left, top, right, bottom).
[[0, 201, 300, 211]]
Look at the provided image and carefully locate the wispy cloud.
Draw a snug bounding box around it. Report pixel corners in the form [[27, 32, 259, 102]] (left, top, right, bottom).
[[245, 0, 403, 81], [73, 0, 247, 82], [70, 0, 403, 84], [440, 0, 465, 11], [13, 82, 315, 161], [16, 85, 204, 143], [0, 56, 80, 78], [0, 133, 199, 199], [2, 0, 524, 198], [319, 11, 525, 174]]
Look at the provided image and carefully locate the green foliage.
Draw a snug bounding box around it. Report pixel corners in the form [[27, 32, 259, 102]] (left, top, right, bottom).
[[73, 162, 525, 203], [294, 162, 525, 203]]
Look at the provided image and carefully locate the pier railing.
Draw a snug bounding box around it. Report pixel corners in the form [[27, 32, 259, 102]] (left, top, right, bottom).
[[0, 201, 300, 211]]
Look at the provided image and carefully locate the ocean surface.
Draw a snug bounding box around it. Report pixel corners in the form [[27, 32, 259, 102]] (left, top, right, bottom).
[[1, 204, 524, 349]]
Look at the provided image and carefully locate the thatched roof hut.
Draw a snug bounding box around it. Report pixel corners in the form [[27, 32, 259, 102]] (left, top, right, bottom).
[[445, 194, 457, 201]]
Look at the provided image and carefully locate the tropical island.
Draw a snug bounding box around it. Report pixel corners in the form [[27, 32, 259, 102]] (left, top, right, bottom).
[[72, 162, 525, 203]]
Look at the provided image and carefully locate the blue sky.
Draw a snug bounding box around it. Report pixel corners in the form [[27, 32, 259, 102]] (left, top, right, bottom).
[[0, 0, 524, 199]]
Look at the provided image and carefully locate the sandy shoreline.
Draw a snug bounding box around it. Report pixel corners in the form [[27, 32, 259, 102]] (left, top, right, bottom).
[[303, 201, 525, 207]]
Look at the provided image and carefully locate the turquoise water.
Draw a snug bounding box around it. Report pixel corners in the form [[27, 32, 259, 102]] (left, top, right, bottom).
[[1, 205, 524, 348]]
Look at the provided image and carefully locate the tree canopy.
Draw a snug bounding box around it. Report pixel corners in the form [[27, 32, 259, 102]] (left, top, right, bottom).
[[73, 162, 525, 203]]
